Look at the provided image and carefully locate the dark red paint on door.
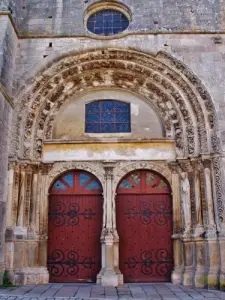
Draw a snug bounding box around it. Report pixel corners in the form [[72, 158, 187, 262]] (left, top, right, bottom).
[[47, 170, 103, 283], [116, 170, 173, 283]]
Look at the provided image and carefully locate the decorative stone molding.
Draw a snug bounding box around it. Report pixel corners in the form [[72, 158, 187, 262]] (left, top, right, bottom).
[[212, 156, 225, 227], [113, 161, 172, 191], [47, 161, 105, 190], [0, 82, 14, 108], [11, 48, 220, 161]]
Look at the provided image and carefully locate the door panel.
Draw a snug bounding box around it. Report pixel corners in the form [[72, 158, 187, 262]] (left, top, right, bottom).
[[116, 170, 173, 283], [47, 171, 102, 283]]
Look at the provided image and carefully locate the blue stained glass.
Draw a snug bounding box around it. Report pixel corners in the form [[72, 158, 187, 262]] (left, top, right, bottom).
[[116, 112, 129, 122], [95, 28, 102, 34], [113, 27, 120, 34], [101, 123, 114, 133], [86, 101, 99, 112], [101, 112, 114, 122], [85, 180, 101, 190], [85, 100, 131, 133], [87, 9, 129, 36], [86, 123, 100, 133], [115, 101, 129, 111], [119, 179, 133, 189], [63, 173, 73, 187], [102, 100, 114, 111], [116, 123, 130, 132], [80, 173, 91, 186], [113, 15, 121, 21], [53, 180, 67, 190], [96, 22, 103, 27], [86, 113, 100, 122]]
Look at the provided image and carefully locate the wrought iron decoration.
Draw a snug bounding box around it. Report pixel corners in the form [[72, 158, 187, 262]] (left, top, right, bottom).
[[48, 202, 96, 226], [48, 250, 95, 277]]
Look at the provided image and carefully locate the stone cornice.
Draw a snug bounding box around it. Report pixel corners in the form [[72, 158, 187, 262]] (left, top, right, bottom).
[[1, 11, 225, 40], [0, 82, 14, 108]]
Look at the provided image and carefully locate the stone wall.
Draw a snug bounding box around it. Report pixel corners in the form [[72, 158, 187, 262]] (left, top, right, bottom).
[[0, 91, 12, 284], [0, 15, 18, 91], [13, 34, 225, 149], [5, 0, 225, 35], [0, 14, 17, 284]]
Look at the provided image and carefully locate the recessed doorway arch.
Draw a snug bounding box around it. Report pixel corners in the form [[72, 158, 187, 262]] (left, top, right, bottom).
[[47, 169, 103, 283]]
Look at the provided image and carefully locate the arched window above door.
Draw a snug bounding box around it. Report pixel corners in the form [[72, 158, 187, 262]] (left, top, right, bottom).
[[85, 100, 131, 133]]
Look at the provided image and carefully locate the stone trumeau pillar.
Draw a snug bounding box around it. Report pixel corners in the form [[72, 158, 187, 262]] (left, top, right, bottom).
[[0, 3, 18, 283], [97, 161, 123, 287]]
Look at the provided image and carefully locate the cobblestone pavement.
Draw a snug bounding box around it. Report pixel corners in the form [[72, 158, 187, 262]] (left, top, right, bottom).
[[0, 283, 224, 300]]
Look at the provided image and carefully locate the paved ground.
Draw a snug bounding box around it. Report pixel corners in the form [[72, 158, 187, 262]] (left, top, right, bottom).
[[0, 283, 224, 300]]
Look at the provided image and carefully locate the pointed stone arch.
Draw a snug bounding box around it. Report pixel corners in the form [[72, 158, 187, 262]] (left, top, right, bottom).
[[11, 48, 220, 161]]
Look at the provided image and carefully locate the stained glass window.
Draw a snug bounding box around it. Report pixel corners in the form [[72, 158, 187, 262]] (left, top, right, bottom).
[[85, 100, 131, 133], [87, 9, 129, 36]]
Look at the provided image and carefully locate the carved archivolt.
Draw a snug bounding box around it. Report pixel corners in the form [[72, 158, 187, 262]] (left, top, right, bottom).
[[113, 161, 172, 190], [47, 161, 105, 191], [11, 48, 219, 161]]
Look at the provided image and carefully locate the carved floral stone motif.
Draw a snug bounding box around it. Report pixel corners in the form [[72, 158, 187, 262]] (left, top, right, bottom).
[[11, 49, 219, 161]]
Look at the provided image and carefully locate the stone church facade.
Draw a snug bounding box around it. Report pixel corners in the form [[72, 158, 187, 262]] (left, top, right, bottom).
[[0, 0, 225, 290]]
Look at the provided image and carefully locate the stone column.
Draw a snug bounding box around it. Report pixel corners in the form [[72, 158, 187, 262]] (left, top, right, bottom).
[[14, 165, 27, 237], [97, 161, 123, 287], [27, 170, 38, 239], [169, 162, 184, 285], [38, 164, 51, 271], [191, 160, 207, 288], [178, 159, 195, 286], [202, 157, 219, 289], [6, 164, 15, 228]]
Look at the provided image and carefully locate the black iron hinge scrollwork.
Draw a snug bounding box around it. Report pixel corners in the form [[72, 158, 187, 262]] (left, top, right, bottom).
[[47, 250, 95, 277], [124, 201, 172, 226], [48, 202, 96, 226], [124, 249, 173, 277]]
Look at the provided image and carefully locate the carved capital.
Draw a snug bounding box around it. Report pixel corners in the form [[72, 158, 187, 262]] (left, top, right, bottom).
[[101, 228, 119, 243], [168, 161, 180, 174], [103, 161, 116, 180], [190, 158, 203, 172], [38, 163, 53, 175], [178, 159, 193, 173]]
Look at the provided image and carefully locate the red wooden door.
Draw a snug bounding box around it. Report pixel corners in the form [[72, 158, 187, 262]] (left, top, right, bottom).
[[47, 171, 103, 283], [116, 170, 173, 283]]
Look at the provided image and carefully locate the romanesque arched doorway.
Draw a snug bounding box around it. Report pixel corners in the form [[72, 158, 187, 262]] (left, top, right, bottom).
[[47, 170, 103, 283], [116, 170, 173, 283]]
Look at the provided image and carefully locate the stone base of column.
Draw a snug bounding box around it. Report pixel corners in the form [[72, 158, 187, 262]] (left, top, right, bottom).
[[183, 268, 195, 286], [171, 268, 183, 285], [97, 228, 123, 287], [171, 236, 184, 285], [97, 270, 123, 287], [207, 269, 219, 290], [219, 272, 225, 290], [194, 236, 207, 288], [0, 263, 5, 285], [206, 234, 219, 290], [183, 236, 195, 287], [194, 268, 206, 288], [8, 267, 49, 285]]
